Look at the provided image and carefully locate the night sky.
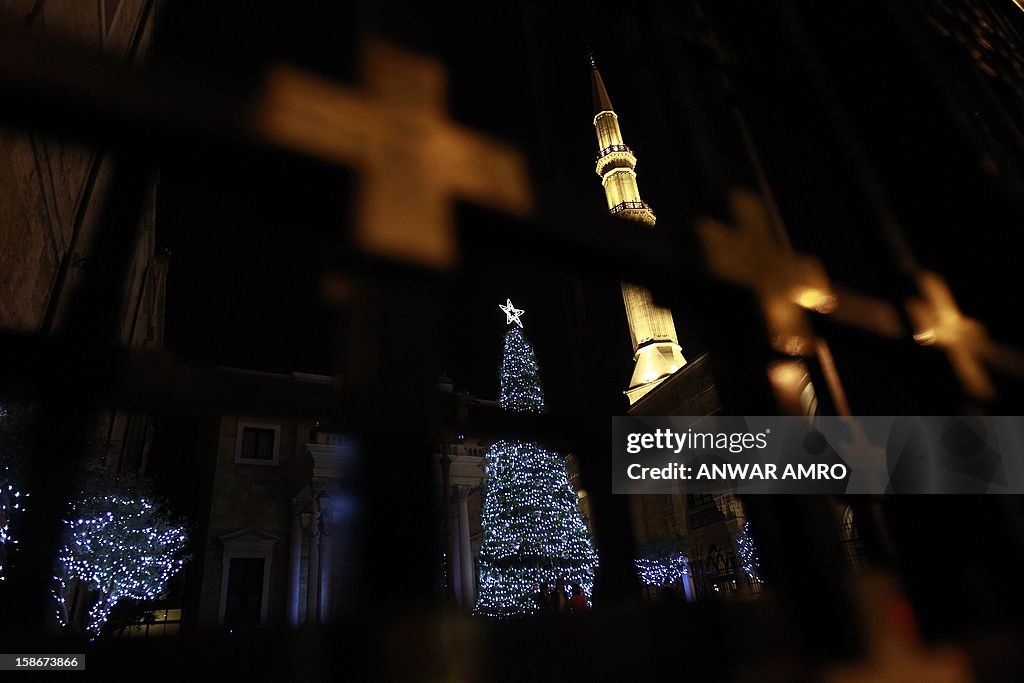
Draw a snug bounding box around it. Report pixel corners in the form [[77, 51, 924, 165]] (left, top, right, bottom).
[[154, 1, 651, 407], [153, 1, 1024, 412]]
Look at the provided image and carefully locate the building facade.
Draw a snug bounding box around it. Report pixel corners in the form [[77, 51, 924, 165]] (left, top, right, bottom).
[[435, 380, 489, 610], [0, 0, 167, 475], [186, 369, 358, 629]]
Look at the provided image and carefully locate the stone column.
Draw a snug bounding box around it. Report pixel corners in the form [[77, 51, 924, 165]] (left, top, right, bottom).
[[306, 504, 320, 624], [288, 500, 302, 626], [452, 518, 464, 606], [318, 495, 331, 623], [682, 574, 696, 602], [439, 452, 456, 602], [456, 485, 475, 609]]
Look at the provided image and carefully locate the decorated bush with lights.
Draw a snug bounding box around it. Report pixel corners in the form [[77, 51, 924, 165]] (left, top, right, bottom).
[[635, 551, 688, 588], [0, 402, 29, 583], [54, 485, 188, 638], [736, 520, 762, 583], [0, 466, 24, 582], [474, 316, 599, 618]]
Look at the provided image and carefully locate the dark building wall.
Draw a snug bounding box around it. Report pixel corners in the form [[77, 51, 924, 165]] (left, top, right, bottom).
[[0, 0, 166, 475], [0, 0, 159, 333], [197, 412, 315, 628]]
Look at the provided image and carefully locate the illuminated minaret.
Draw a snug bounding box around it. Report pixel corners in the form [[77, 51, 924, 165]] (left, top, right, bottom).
[[591, 56, 686, 404]]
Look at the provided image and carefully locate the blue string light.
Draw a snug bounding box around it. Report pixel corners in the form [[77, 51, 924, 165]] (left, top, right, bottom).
[[635, 552, 688, 587], [0, 471, 25, 582], [736, 521, 762, 581], [53, 494, 188, 638]]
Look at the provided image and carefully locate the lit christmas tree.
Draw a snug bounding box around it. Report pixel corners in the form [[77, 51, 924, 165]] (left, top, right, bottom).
[[474, 301, 599, 617], [54, 467, 189, 638]]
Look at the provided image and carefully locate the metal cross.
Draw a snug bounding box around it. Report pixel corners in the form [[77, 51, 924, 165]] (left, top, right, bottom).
[[253, 40, 534, 269], [697, 190, 836, 356], [907, 271, 996, 400]]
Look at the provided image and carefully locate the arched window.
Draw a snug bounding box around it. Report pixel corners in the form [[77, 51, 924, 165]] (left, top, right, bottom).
[[704, 546, 738, 597], [838, 505, 865, 571]]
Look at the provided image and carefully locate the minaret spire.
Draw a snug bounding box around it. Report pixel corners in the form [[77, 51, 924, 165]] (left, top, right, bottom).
[[591, 65, 615, 117], [589, 56, 686, 404]]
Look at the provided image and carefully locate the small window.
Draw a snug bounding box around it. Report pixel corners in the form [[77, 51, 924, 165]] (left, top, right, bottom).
[[687, 492, 714, 509], [241, 427, 275, 460], [235, 421, 280, 465]]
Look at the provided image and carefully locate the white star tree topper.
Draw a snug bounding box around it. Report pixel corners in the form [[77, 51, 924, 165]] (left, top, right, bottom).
[[499, 298, 525, 328]]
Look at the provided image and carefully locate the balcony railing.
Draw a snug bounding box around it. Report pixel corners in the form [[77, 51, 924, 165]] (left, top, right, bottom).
[[596, 143, 633, 161], [609, 200, 651, 215]]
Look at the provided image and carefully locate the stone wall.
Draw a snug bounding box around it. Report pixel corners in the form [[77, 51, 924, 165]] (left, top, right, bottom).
[[197, 412, 315, 628], [0, 0, 159, 334], [0, 1, 166, 472]]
